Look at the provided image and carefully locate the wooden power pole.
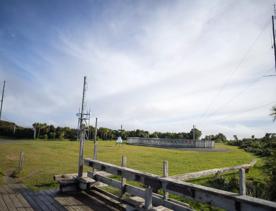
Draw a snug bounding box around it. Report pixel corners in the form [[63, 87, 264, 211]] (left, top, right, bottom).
[[77, 76, 89, 178], [0, 80, 6, 120], [272, 5, 276, 72], [193, 124, 196, 141]]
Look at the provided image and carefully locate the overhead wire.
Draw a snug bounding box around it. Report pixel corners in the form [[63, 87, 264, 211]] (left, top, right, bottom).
[[205, 66, 274, 118], [197, 18, 271, 123]]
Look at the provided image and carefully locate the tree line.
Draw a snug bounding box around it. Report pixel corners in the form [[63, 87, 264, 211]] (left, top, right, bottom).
[[0, 120, 220, 141]]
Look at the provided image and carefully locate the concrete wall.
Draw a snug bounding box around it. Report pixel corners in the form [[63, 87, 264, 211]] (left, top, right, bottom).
[[127, 137, 215, 148]]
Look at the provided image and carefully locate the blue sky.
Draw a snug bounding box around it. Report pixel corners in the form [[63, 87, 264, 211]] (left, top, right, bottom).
[[0, 0, 275, 138]]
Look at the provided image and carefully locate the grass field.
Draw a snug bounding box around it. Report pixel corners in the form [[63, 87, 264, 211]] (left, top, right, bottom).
[[0, 139, 263, 190]]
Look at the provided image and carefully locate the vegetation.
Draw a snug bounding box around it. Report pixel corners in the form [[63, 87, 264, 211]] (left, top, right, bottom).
[[199, 133, 276, 201], [0, 120, 203, 141], [0, 140, 257, 191]]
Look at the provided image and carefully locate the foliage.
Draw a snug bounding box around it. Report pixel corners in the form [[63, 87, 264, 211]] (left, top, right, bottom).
[[271, 106, 276, 122], [1, 120, 204, 141], [227, 133, 276, 201], [0, 120, 33, 139], [205, 133, 227, 143], [229, 133, 275, 157], [0, 140, 255, 190], [202, 174, 269, 200]]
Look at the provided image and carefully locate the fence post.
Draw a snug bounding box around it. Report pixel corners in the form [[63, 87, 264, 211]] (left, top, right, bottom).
[[93, 117, 98, 160], [18, 151, 24, 171], [144, 186, 152, 210], [239, 168, 246, 195], [120, 156, 127, 197], [162, 160, 169, 200]]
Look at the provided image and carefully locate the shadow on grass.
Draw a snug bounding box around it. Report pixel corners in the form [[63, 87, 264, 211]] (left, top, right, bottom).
[[34, 182, 57, 189]]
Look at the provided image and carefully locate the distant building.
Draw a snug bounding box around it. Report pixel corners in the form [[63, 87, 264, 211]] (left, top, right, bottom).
[[127, 137, 214, 148]]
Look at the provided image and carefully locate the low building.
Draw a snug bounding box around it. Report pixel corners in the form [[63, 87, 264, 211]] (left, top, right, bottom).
[[127, 137, 215, 148]]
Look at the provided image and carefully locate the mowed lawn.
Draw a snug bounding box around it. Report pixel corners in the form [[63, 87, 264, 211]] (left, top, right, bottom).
[[0, 140, 261, 190]]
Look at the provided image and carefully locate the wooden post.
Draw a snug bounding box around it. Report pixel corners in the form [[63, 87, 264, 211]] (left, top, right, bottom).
[[18, 151, 24, 171], [239, 168, 246, 195], [78, 76, 87, 178], [144, 186, 152, 210], [163, 160, 169, 200], [120, 156, 127, 197], [33, 127, 36, 139], [93, 117, 98, 160]]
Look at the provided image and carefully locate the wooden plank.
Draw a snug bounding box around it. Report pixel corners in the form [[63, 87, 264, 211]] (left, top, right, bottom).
[[3, 185, 15, 194], [35, 191, 59, 211], [15, 193, 34, 210], [27, 192, 50, 211], [42, 190, 67, 211], [40, 190, 66, 211], [92, 174, 192, 211], [2, 194, 17, 210], [86, 188, 128, 211], [0, 194, 8, 210], [54, 194, 82, 211], [85, 159, 162, 190], [171, 160, 257, 181], [9, 193, 26, 210], [0, 186, 7, 194], [19, 189, 42, 211]]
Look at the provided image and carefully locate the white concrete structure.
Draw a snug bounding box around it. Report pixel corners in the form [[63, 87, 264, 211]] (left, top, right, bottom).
[[127, 137, 214, 148]]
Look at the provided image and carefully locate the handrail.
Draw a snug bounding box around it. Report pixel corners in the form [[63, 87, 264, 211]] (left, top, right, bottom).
[[84, 158, 276, 211]]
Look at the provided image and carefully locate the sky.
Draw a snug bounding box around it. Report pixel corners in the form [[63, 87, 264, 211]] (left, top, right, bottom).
[[0, 0, 275, 139]]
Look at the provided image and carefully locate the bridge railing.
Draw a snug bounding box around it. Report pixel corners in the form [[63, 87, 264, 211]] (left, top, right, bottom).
[[84, 158, 276, 211]]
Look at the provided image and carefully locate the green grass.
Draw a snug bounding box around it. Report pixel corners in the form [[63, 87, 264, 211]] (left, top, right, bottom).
[[0, 139, 263, 190]]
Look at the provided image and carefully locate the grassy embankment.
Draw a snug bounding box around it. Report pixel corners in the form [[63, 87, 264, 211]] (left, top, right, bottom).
[[0, 139, 264, 191]]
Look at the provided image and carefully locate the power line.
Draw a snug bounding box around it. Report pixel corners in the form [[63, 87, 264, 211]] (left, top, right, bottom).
[[230, 101, 276, 115], [197, 18, 271, 123], [203, 66, 274, 119], [204, 77, 262, 119]]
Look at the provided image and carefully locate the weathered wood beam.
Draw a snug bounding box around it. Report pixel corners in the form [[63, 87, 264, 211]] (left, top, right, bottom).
[[89, 173, 192, 211], [170, 160, 257, 181]]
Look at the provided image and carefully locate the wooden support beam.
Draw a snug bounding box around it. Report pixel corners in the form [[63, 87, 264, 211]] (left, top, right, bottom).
[[162, 160, 169, 200], [170, 160, 257, 181], [90, 173, 191, 211], [239, 168, 246, 195], [120, 156, 127, 197], [144, 186, 152, 210], [18, 151, 24, 171]]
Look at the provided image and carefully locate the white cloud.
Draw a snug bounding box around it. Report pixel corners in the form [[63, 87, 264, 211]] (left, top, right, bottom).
[[1, 0, 275, 138]]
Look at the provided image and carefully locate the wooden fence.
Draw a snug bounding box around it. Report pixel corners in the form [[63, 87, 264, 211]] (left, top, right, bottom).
[[84, 158, 276, 211]]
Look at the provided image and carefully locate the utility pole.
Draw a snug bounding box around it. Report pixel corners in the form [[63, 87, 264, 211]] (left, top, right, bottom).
[[0, 80, 6, 120], [272, 4, 276, 72], [77, 76, 90, 178], [93, 117, 98, 160], [193, 124, 196, 141]]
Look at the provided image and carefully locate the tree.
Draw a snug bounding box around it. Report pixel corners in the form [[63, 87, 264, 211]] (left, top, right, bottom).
[[271, 106, 276, 122], [189, 128, 202, 140], [215, 133, 227, 143]]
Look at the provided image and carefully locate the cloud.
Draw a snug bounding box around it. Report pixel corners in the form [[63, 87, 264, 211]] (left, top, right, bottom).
[[0, 0, 275, 138]]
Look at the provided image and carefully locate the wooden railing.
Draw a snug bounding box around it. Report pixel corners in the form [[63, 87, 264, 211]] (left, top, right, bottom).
[[84, 158, 276, 211]]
